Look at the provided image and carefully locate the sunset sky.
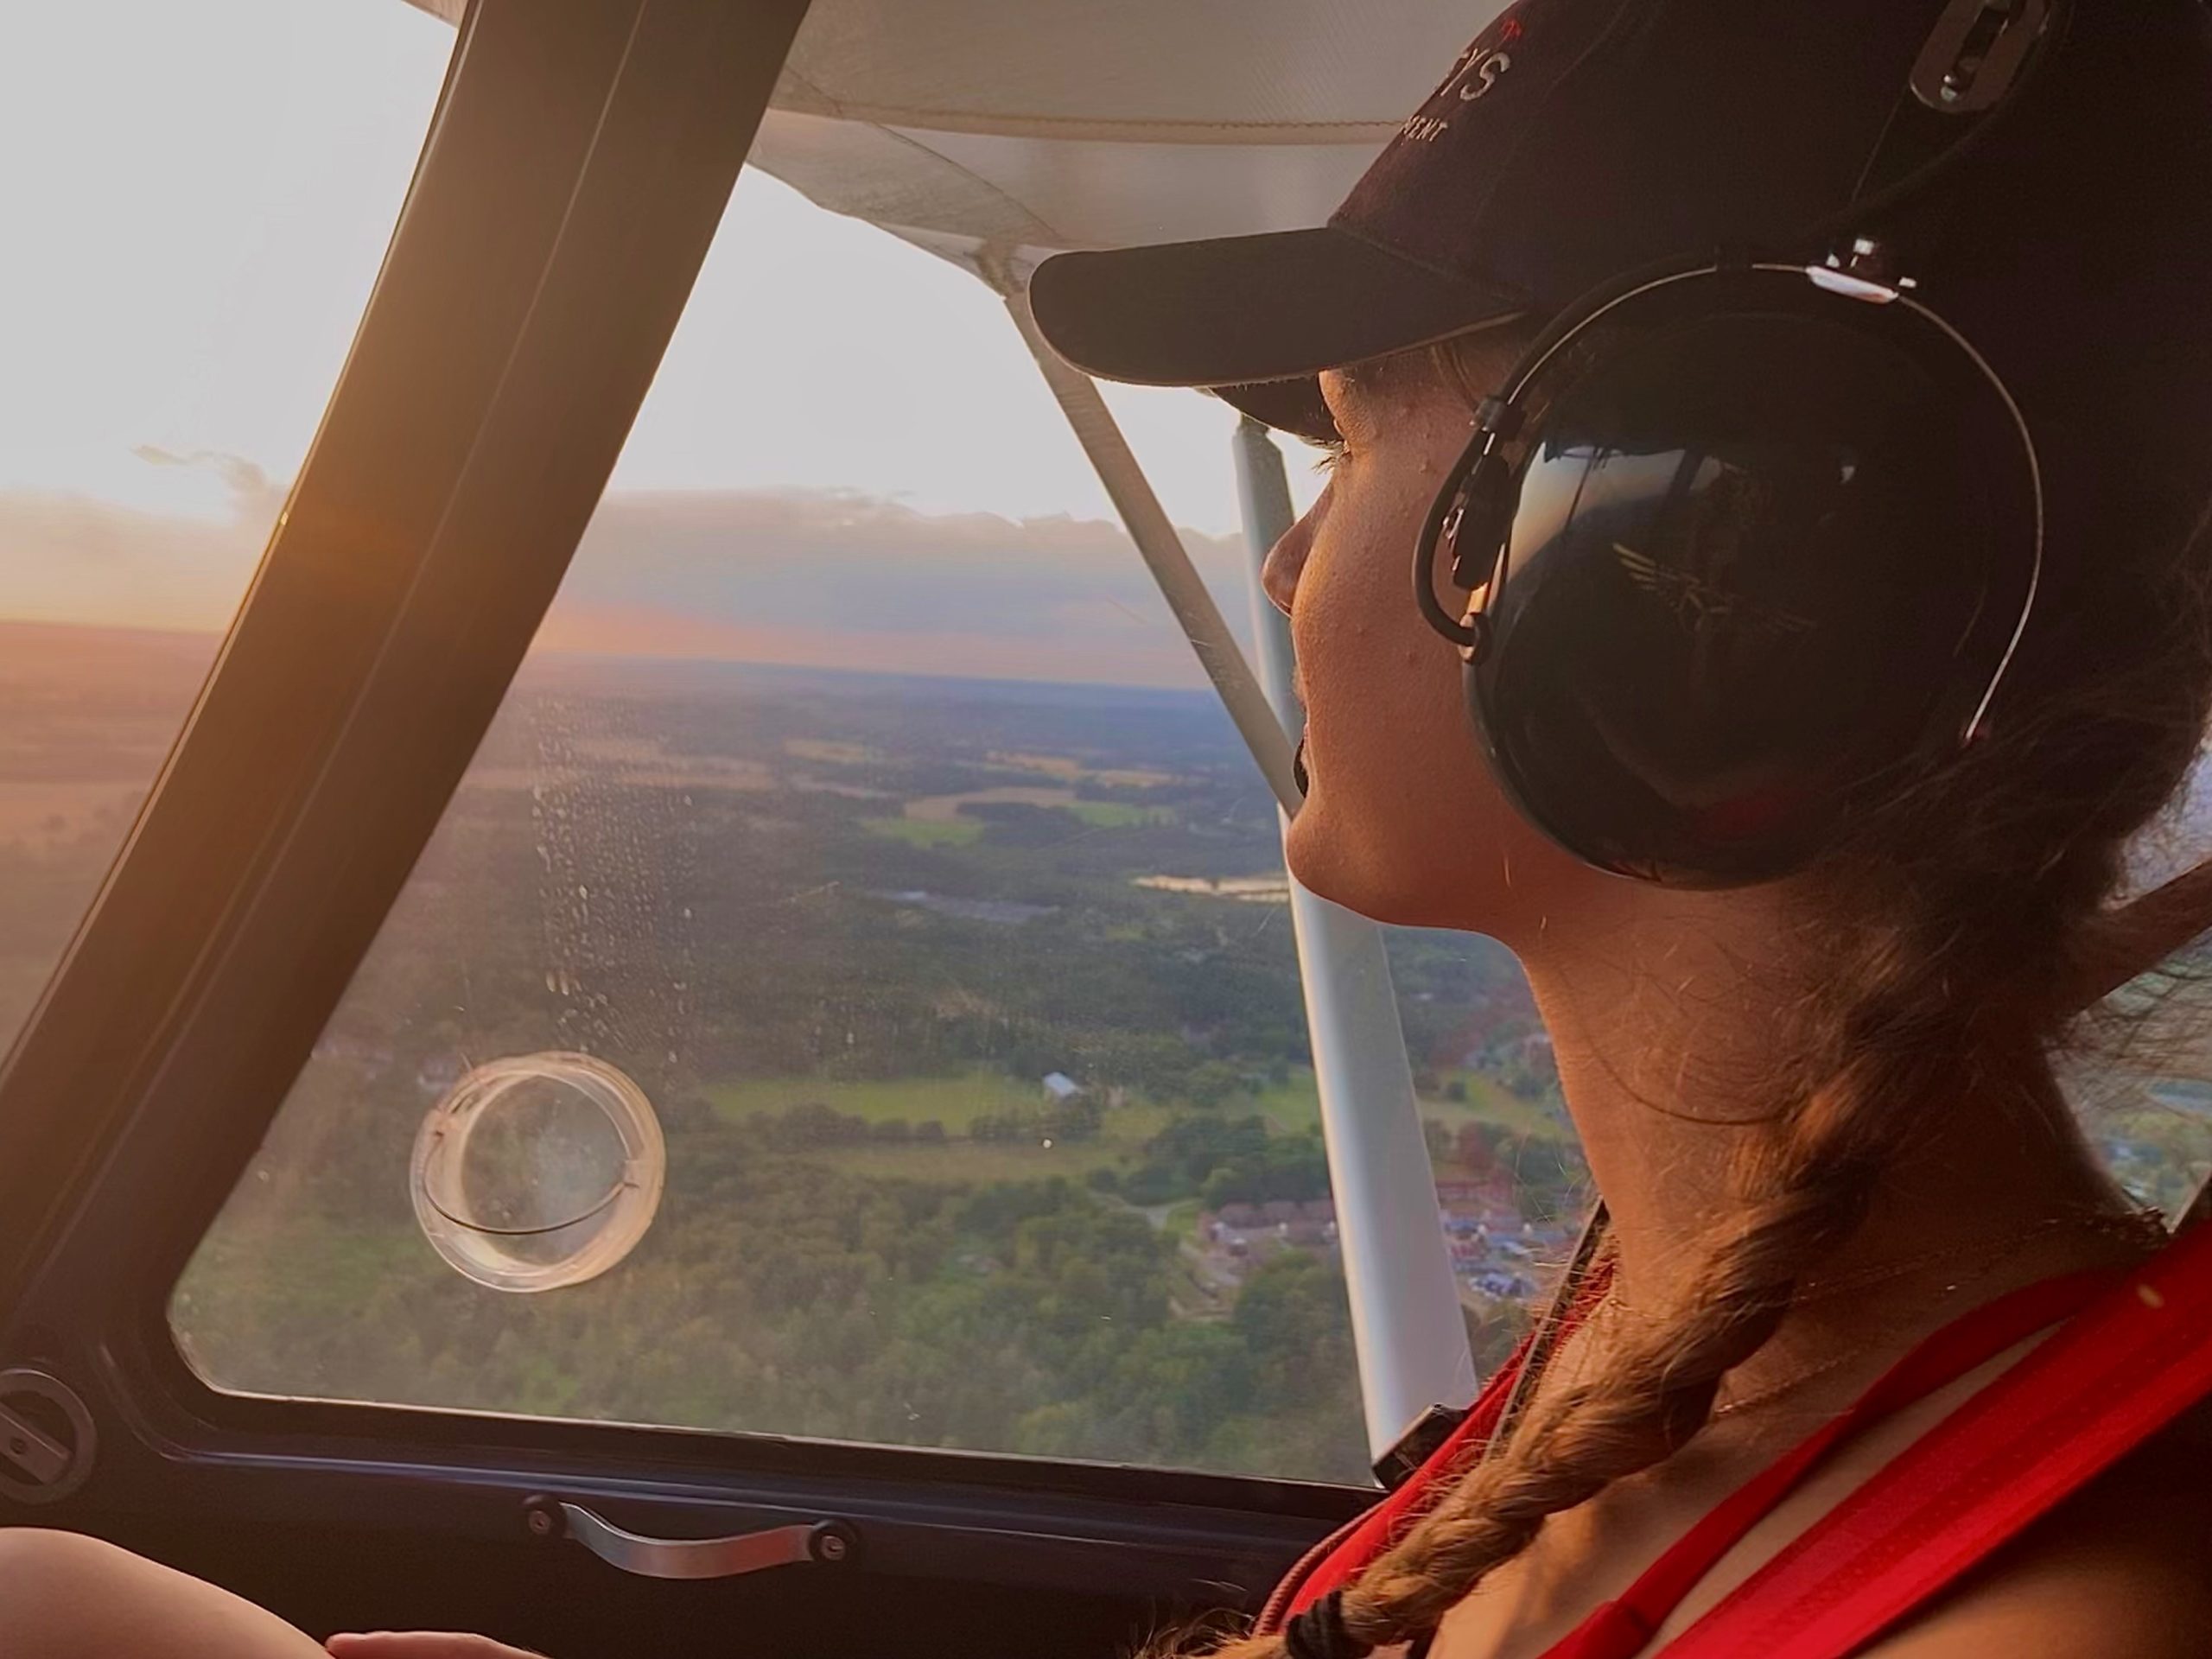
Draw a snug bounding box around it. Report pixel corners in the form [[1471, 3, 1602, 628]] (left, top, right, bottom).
[[1, 0, 1324, 689]]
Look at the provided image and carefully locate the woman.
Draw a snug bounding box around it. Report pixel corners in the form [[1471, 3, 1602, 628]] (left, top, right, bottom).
[[5, 0, 2212, 1655], [1032, 1, 2212, 1655]]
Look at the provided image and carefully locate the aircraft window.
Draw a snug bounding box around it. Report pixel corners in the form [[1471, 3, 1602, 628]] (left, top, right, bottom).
[[149, 79, 2204, 1472], [163, 136, 1599, 1481], [0, 0, 454, 1060], [2060, 787, 2212, 1218]]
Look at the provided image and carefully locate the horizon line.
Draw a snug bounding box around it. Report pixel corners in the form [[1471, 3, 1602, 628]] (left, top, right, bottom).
[[0, 613, 1230, 702]]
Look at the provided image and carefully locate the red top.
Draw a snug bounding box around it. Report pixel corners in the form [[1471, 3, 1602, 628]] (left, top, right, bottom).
[[1265, 1217, 2212, 1658]]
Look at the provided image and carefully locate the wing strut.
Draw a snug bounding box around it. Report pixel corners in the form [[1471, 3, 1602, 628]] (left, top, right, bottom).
[[1006, 271, 1481, 1455], [1003, 280, 1303, 815]]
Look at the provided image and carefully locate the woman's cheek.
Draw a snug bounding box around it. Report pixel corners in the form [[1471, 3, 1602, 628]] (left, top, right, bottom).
[[1278, 540, 1441, 912]]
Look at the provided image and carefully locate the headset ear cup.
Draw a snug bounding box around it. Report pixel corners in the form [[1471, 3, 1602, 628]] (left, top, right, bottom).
[[1457, 279, 2037, 888]]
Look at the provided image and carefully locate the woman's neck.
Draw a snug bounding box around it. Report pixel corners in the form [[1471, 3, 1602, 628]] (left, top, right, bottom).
[[1515, 889, 2135, 1324]]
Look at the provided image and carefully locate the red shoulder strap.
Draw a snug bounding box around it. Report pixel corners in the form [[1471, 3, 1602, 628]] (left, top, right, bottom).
[[1663, 1219, 2212, 1659], [1541, 1267, 2119, 1659]]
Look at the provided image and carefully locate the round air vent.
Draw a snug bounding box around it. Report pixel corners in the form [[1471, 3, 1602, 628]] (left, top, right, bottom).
[[411, 1051, 665, 1293]]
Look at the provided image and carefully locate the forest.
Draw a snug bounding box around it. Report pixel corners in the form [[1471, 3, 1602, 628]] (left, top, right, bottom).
[[167, 657, 1567, 1486], [4, 629, 2207, 1488]]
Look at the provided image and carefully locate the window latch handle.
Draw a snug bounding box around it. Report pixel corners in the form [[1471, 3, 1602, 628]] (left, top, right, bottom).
[[546, 1500, 859, 1580]]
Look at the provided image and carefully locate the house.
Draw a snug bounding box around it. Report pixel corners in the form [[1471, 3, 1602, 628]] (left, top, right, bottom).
[[1041, 1071, 1083, 1103], [1435, 1178, 1518, 1214], [1469, 1268, 1536, 1300], [1513, 1030, 1556, 1067]]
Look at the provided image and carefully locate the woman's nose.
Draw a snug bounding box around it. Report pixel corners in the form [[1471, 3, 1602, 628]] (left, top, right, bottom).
[[1262, 504, 1319, 618]]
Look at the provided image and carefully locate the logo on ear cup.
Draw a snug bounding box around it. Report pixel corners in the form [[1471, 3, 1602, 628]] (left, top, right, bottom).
[[1612, 543, 1819, 642]]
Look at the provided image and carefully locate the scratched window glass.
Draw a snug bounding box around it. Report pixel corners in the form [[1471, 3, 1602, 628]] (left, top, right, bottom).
[[0, 0, 453, 1062], [2056, 763, 2212, 1222], [162, 0, 1660, 1474], [171, 154, 1405, 1479], [157, 63, 2212, 1472], [167, 99, 1615, 1467]]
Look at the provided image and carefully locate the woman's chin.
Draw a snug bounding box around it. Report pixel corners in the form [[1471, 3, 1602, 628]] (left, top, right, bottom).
[[1285, 791, 1440, 929]]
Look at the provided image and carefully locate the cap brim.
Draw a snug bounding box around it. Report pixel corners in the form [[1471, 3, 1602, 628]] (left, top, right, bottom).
[[1028, 225, 1526, 440], [1209, 378, 1342, 447]]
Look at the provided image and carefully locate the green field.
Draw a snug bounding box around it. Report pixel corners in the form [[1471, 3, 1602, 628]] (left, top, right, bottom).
[[696, 1054, 1566, 1236], [1065, 801, 1175, 829], [1419, 1073, 1574, 1139], [809, 1097, 1178, 1183], [708, 1070, 1044, 1129], [1245, 1068, 1572, 1141], [711, 1071, 1183, 1183], [805, 1137, 1131, 1183], [1245, 1076, 1322, 1130], [861, 817, 982, 848], [711, 1064, 1567, 1160]]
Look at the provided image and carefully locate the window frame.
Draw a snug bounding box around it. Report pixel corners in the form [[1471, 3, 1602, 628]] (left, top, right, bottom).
[[0, 0, 1371, 1592], [0, 0, 800, 1285]]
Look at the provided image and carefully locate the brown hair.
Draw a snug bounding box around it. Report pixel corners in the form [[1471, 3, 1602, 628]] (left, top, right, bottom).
[[1174, 8, 2212, 1656]]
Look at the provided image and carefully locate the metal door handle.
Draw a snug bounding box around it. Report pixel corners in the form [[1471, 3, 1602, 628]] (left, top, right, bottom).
[[553, 1501, 858, 1580]]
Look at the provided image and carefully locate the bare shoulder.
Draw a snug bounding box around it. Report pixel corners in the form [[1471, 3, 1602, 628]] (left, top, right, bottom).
[[1862, 1399, 2212, 1658]]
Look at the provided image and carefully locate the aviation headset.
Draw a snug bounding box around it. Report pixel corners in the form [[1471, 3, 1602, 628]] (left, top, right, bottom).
[[1415, 0, 2061, 887]]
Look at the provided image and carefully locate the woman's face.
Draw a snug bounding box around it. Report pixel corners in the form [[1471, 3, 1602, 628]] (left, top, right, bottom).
[[1264, 344, 1592, 938]]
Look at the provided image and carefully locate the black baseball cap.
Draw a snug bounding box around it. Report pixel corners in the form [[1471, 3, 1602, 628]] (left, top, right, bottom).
[[1029, 0, 2058, 443]]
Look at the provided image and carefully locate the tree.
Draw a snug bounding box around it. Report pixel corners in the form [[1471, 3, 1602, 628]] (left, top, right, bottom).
[[1186, 1060, 1243, 1108], [1045, 1093, 1103, 1141], [1109, 1322, 1254, 1454], [1456, 1122, 1500, 1176], [1235, 1255, 1356, 1409]]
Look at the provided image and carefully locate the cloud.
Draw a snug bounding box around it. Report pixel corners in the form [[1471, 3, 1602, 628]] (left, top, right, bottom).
[[0, 487, 268, 634], [544, 489, 1258, 690], [0, 483, 1262, 690], [128, 446, 281, 513]]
